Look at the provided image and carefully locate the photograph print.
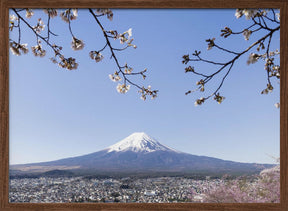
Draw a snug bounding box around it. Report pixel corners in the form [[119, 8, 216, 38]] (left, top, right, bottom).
[[9, 8, 280, 203]]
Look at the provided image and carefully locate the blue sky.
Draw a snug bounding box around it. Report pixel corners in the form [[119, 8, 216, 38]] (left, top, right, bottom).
[[9, 9, 280, 164]]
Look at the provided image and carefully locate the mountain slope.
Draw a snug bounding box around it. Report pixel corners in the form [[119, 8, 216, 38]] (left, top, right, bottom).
[[10, 132, 273, 175]]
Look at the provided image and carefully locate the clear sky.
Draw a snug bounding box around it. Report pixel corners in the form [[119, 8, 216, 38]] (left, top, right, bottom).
[[9, 9, 280, 165]]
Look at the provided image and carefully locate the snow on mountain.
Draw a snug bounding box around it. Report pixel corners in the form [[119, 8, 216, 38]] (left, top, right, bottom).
[[106, 132, 178, 153]]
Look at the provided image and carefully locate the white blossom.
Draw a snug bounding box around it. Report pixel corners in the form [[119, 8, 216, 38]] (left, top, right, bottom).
[[60, 9, 78, 23], [96, 9, 113, 21], [116, 84, 130, 94], [10, 46, 20, 56], [194, 97, 205, 106], [9, 14, 18, 21], [138, 86, 158, 100], [60, 11, 69, 23], [9, 42, 28, 56], [10, 45, 20, 56], [243, 9, 258, 20], [206, 38, 215, 50], [43, 9, 58, 18], [107, 13, 113, 21], [274, 103, 280, 108], [127, 28, 132, 37], [243, 29, 252, 40], [235, 9, 243, 19], [261, 84, 273, 95], [71, 37, 84, 51], [58, 56, 78, 70], [276, 13, 280, 21], [261, 9, 268, 17], [124, 66, 133, 74], [235, 9, 258, 20], [214, 94, 225, 104], [89, 51, 104, 62], [31, 42, 46, 57], [272, 65, 280, 77], [20, 43, 29, 54], [119, 28, 133, 44], [247, 53, 260, 65], [33, 18, 45, 33], [71, 9, 78, 19], [25, 9, 34, 18], [269, 49, 280, 57], [109, 73, 122, 82]]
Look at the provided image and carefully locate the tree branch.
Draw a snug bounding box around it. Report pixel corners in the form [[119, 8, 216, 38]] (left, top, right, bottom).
[[184, 9, 280, 105]]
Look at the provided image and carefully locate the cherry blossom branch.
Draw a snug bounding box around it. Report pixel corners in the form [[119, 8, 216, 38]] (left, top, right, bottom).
[[9, 8, 158, 100], [183, 9, 280, 106], [12, 9, 59, 55], [88, 9, 158, 100]]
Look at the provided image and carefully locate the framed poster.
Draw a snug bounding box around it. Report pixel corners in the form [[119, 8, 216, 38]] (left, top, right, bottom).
[[1, 0, 287, 210]]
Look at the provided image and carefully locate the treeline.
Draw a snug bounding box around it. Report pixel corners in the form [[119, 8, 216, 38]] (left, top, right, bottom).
[[10, 169, 254, 180]]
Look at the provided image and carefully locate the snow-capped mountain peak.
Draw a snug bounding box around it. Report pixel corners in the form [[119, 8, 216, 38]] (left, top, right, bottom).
[[106, 132, 177, 153]]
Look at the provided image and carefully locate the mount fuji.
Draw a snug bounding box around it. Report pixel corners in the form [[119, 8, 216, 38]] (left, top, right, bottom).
[[106, 132, 178, 153], [10, 132, 273, 175]]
